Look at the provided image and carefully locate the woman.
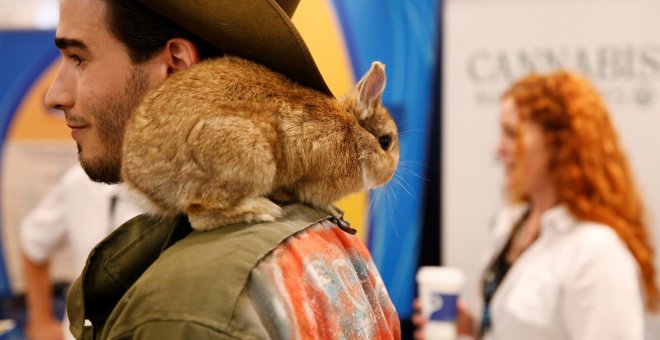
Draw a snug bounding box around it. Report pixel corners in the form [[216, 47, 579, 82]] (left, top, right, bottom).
[[416, 71, 658, 339]]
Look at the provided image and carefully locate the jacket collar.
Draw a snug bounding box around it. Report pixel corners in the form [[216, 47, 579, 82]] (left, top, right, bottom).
[[540, 204, 578, 234], [503, 203, 578, 234], [67, 215, 192, 339]]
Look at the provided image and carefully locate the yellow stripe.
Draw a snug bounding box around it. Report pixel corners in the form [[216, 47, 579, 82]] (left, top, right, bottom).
[[292, 0, 369, 241], [8, 60, 72, 141]]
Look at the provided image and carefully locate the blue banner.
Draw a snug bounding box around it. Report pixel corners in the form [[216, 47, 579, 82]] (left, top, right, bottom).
[[0, 30, 59, 297], [332, 0, 440, 318]]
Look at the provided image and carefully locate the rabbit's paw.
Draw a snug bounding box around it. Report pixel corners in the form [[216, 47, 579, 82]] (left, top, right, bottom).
[[235, 197, 282, 222], [188, 197, 283, 231]]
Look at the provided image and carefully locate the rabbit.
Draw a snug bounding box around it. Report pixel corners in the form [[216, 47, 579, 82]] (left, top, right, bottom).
[[121, 56, 399, 231]]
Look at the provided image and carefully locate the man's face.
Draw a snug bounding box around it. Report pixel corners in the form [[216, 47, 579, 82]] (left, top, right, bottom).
[[46, 0, 153, 183]]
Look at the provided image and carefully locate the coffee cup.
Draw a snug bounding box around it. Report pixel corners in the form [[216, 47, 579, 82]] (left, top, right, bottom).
[[416, 266, 466, 340]]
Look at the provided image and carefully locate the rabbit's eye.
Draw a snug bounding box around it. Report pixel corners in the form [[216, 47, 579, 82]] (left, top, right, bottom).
[[379, 135, 392, 150]]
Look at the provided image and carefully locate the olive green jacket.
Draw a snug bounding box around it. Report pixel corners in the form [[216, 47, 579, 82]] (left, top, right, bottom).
[[67, 203, 333, 339]]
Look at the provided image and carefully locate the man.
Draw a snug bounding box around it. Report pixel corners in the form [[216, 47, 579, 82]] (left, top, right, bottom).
[[45, 0, 400, 339]]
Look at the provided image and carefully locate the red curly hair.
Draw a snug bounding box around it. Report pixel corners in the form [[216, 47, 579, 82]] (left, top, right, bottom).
[[504, 71, 658, 311]]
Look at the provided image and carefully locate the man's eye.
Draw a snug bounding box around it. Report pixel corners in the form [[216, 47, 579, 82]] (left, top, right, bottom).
[[69, 55, 84, 66]]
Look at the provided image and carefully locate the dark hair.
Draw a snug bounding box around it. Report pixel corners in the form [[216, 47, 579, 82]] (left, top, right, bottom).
[[104, 0, 222, 63]]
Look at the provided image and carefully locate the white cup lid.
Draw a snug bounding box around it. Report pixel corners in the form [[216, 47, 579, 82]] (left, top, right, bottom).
[[416, 266, 465, 286]]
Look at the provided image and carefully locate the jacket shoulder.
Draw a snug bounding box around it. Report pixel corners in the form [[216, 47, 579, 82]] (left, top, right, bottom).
[[103, 203, 330, 338]]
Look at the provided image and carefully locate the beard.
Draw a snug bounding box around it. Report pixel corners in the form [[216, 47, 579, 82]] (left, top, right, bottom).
[[80, 66, 149, 184]]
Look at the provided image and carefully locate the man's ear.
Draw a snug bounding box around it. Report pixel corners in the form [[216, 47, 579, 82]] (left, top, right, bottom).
[[163, 38, 200, 75]]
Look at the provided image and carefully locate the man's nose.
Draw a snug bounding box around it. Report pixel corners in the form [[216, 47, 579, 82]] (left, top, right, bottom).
[[45, 60, 75, 111]]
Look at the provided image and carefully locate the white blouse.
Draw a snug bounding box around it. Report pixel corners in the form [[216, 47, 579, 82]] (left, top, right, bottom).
[[479, 204, 644, 340], [19, 165, 143, 274]]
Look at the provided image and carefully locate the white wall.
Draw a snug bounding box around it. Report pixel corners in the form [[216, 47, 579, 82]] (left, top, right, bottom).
[[0, 0, 58, 29], [443, 0, 660, 335]]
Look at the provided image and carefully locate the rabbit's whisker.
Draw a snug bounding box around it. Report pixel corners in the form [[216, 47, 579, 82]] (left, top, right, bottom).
[[398, 168, 429, 182], [392, 176, 418, 204], [384, 185, 401, 239]]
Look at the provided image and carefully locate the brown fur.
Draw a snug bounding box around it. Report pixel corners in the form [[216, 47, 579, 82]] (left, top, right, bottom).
[[122, 56, 399, 230]]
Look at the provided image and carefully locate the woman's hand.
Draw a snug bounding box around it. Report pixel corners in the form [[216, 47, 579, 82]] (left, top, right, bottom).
[[456, 300, 476, 337], [412, 298, 427, 340], [412, 298, 477, 339]]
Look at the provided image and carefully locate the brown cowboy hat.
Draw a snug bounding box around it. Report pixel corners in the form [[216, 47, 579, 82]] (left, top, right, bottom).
[[136, 0, 333, 96]]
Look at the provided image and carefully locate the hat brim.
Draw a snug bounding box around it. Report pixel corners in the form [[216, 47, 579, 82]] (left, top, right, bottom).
[[136, 0, 333, 96]]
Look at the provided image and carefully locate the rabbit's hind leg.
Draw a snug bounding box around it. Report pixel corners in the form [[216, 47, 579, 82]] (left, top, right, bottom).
[[184, 112, 280, 231]]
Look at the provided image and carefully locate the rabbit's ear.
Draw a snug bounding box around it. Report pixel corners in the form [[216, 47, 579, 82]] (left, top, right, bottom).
[[356, 62, 386, 117]]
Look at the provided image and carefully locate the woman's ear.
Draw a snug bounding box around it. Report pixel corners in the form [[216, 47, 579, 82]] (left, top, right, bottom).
[[163, 38, 200, 75]]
